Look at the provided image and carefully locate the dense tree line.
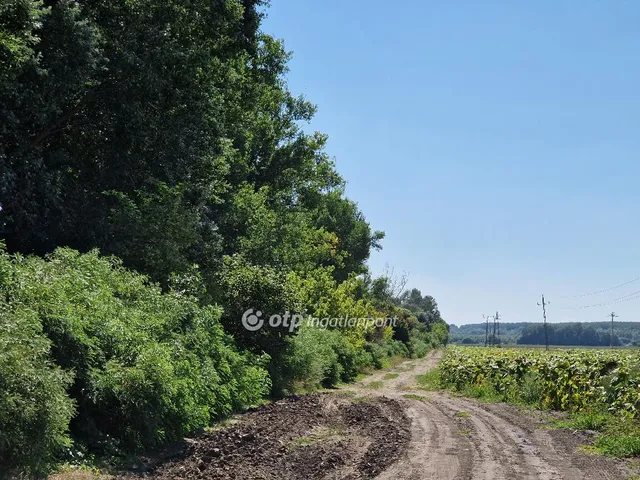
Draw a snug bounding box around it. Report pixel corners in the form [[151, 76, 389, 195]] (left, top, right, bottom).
[[451, 322, 639, 346], [0, 1, 447, 476], [517, 323, 621, 347]]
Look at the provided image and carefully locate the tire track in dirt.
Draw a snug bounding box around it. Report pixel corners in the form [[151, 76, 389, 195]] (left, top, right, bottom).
[[346, 350, 629, 480], [472, 401, 624, 480], [434, 395, 564, 479], [376, 397, 474, 480]]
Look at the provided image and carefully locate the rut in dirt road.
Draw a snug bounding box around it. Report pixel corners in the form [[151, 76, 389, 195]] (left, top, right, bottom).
[[355, 351, 629, 480]]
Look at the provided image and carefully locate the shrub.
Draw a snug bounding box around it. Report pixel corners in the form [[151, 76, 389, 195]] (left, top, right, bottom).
[[332, 336, 370, 382], [407, 331, 430, 358], [517, 372, 544, 406], [364, 341, 389, 369], [215, 255, 303, 396], [385, 339, 410, 358], [287, 324, 373, 390], [287, 324, 341, 391], [0, 301, 74, 478], [1, 248, 270, 452]]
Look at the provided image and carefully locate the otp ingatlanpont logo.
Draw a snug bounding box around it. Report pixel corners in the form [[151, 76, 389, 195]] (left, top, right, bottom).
[[241, 308, 264, 331]]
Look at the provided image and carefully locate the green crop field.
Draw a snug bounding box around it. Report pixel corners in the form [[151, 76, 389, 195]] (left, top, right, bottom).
[[440, 347, 640, 415]]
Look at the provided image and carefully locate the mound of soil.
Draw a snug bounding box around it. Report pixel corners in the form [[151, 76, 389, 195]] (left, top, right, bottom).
[[118, 393, 410, 480]]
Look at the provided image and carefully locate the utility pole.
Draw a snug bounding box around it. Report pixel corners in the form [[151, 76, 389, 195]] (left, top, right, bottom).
[[495, 311, 500, 344], [492, 313, 497, 346], [537, 295, 550, 351], [610, 312, 618, 348], [483, 314, 491, 346]]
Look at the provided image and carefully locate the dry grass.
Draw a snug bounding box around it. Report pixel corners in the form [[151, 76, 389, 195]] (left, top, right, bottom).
[[49, 471, 113, 480]]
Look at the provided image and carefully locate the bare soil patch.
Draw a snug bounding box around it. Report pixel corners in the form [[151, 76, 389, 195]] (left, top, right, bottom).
[[117, 394, 410, 480]]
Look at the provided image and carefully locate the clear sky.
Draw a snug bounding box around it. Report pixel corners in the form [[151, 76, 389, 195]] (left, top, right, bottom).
[[262, 1, 640, 326]]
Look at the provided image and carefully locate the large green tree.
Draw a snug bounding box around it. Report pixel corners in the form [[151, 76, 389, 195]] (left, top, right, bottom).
[[1, 0, 380, 288]]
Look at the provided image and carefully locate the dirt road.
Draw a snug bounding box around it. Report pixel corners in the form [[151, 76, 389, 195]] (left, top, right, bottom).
[[115, 351, 631, 480], [353, 351, 628, 480]]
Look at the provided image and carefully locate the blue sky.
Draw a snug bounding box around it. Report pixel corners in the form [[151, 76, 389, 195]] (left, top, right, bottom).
[[262, 1, 640, 325]]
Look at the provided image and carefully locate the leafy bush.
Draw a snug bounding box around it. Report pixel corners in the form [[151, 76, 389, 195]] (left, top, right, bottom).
[[429, 322, 450, 347], [407, 330, 430, 358], [0, 300, 74, 478], [1, 248, 270, 451], [287, 323, 375, 390], [385, 339, 410, 358], [333, 337, 371, 382], [215, 255, 303, 395], [516, 372, 544, 406], [363, 342, 389, 370], [287, 325, 341, 390]]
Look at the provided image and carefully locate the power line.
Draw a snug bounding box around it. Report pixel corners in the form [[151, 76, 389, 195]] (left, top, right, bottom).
[[558, 277, 640, 299], [560, 289, 640, 310]]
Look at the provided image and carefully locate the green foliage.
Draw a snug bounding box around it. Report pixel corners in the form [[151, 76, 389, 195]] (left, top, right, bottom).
[[449, 321, 637, 346], [594, 434, 640, 457], [0, 0, 380, 292], [286, 325, 342, 391], [1, 247, 270, 452], [215, 254, 302, 395], [440, 347, 640, 415], [556, 411, 610, 431], [430, 322, 450, 347], [364, 381, 384, 390], [515, 372, 544, 406], [364, 342, 391, 370], [416, 368, 442, 391], [408, 335, 431, 359], [518, 323, 621, 347], [0, 0, 45, 83], [0, 299, 74, 478]]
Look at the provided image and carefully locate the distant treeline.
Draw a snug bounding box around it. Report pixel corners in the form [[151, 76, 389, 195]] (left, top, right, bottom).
[[450, 321, 640, 346]]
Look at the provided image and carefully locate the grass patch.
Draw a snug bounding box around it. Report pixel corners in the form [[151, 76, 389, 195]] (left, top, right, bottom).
[[338, 390, 358, 396], [456, 382, 502, 402], [388, 356, 406, 368], [594, 416, 640, 457], [554, 411, 609, 431], [416, 368, 441, 391], [352, 395, 373, 403], [289, 425, 345, 450], [364, 381, 384, 389], [383, 373, 399, 380], [49, 471, 112, 480], [454, 411, 471, 419], [403, 394, 428, 401], [594, 434, 640, 457], [396, 364, 416, 372], [551, 410, 640, 458]]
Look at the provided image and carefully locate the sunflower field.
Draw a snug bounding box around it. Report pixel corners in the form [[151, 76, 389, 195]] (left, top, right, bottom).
[[439, 347, 640, 415]]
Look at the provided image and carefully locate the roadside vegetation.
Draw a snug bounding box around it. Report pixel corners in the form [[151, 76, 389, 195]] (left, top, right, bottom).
[[438, 347, 640, 457], [0, 1, 449, 477]]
